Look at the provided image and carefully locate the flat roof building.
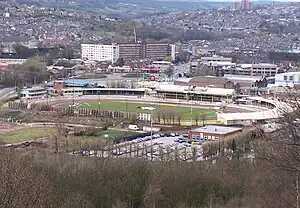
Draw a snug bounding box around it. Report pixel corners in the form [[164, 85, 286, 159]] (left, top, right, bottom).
[[273, 71, 300, 87], [234, 63, 278, 77], [20, 86, 47, 100], [81, 44, 119, 63], [200, 56, 232, 64], [189, 125, 243, 140], [114, 42, 175, 61], [117, 42, 144, 61]]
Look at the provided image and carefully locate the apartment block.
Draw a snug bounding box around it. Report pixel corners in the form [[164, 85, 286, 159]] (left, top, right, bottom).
[[81, 44, 119, 63], [116, 43, 144, 61], [116, 42, 175, 61], [81, 42, 175, 62]]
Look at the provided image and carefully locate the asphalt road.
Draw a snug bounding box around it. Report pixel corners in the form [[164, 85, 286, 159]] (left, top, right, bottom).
[[173, 63, 190, 77]]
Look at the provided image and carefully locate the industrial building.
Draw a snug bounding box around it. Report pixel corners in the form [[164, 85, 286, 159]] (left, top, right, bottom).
[[188, 125, 243, 140]]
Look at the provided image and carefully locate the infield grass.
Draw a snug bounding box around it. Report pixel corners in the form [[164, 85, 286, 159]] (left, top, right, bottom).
[[75, 101, 216, 120]]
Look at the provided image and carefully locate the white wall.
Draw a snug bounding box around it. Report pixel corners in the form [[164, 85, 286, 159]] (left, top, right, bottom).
[[275, 72, 300, 86], [170, 44, 176, 61], [81, 44, 119, 63]]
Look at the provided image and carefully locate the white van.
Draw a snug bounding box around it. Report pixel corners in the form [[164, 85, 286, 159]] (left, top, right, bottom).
[[128, 125, 139, 131]]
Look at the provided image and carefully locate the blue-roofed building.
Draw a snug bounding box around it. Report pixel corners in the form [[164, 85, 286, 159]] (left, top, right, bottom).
[[51, 79, 106, 89]]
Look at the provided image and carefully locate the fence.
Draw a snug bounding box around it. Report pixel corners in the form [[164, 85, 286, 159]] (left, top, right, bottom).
[[7, 102, 151, 122]]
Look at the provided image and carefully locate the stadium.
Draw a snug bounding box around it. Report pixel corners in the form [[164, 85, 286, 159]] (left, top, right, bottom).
[[17, 78, 292, 126]]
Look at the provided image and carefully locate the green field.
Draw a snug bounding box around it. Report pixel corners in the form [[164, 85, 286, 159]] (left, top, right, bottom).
[[0, 127, 129, 144], [77, 101, 216, 120], [0, 128, 54, 143]]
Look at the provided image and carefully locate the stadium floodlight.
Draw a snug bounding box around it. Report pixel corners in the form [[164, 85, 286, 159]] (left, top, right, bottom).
[[138, 106, 156, 160]]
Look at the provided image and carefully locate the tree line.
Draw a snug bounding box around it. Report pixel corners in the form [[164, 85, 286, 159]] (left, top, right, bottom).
[[0, 58, 50, 88], [1, 92, 299, 208]]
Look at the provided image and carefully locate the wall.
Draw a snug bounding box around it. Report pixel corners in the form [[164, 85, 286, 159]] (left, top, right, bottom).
[[189, 129, 243, 140]]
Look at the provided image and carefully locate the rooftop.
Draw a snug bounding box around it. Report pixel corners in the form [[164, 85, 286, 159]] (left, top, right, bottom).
[[55, 79, 98, 86], [61, 87, 146, 92], [155, 83, 235, 96], [239, 63, 277, 68], [191, 125, 243, 135], [223, 74, 264, 82], [190, 76, 227, 84]]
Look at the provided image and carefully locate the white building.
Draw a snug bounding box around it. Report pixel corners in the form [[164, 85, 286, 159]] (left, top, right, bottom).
[[200, 56, 232, 64], [81, 44, 119, 63], [0, 59, 26, 67], [170, 44, 176, 61], [20, 87, 47, 100], [235, 63, 278, 76], [152, 61, 173, 69], [274, 71, 300, 87]]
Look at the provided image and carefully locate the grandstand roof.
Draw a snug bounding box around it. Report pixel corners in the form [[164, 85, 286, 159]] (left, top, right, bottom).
[[61, 87, 147, 92], [155, 84, 235, 96], [54, 79, 99, 86]]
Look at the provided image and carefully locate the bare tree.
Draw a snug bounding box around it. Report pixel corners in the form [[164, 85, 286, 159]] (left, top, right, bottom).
[[200, 113, 206, 126], [253, 90, 300, 208], [194, 113, 199, 126], [0, 150, 53, 208]]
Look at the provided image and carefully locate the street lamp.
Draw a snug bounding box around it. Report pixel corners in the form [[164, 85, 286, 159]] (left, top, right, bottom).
[[189, 93, 194, 129], [97, 91, 101, 110], [137, 106, 155, 160]]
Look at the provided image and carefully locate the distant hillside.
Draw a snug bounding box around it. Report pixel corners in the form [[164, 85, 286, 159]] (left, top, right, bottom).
[[16, 0, 232, 19]]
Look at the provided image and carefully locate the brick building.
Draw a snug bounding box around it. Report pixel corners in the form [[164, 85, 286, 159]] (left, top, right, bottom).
[[188, 125, 243, 140], [116, 42, 174, 61]]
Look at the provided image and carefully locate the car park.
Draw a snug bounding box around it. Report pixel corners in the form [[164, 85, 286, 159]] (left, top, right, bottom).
[[178, 138, 188, 143], [184, 143, 191, 147]]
